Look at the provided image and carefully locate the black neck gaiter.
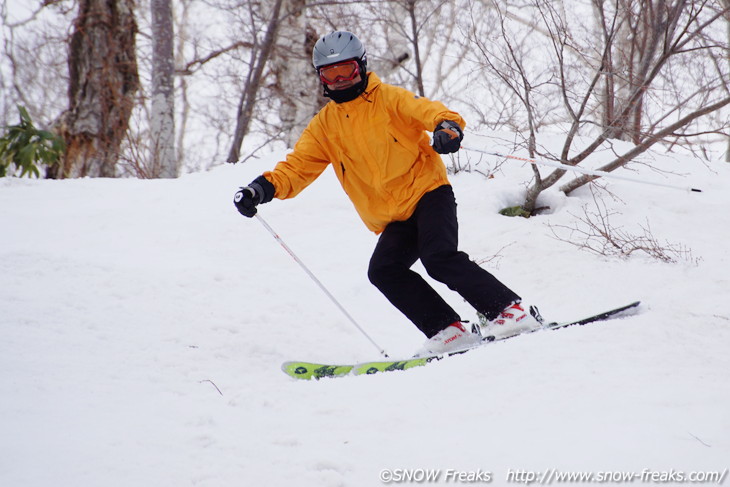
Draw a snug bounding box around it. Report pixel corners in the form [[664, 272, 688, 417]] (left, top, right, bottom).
[[323, 74, 369, 104]]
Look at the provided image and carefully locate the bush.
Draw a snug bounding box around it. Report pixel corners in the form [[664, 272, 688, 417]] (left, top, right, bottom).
[[0, 106, 65, 177]]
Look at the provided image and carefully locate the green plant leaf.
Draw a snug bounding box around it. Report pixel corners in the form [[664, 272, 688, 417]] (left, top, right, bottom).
[[0, 105, 64, 178], [499, 206, 531, 218]]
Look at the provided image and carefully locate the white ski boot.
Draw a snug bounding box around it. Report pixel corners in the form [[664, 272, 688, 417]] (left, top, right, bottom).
[[413, 321, 483, 358], [477, 302, 542, 340]]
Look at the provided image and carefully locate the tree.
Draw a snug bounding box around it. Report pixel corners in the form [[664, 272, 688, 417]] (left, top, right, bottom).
[[465, 0, 729, 213], [722, 0, 730, 162], [227, 0, 284, 163], [559, 0, 730, 192], [1, 2, 72, 147], [50, 0, 140, 178], [150, 0, 178, 178], [4, 0, 725, 177], [361, 0, 466, 100], [150, 0, 177, 178], [269, 0, 322, 148]]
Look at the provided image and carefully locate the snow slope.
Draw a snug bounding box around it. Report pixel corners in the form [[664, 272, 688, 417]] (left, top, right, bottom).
[[2, 145, 729, 486]]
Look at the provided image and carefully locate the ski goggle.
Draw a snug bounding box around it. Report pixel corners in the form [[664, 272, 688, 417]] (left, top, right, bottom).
[[318, 60, 360, 85]]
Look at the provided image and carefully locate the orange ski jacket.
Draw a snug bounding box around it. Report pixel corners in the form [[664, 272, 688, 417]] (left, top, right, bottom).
[[263, 72, 466, 234]]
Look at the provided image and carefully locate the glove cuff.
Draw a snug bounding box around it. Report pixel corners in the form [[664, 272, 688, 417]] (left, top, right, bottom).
[[436, 120, 463, 140], [249, 175, 276, 204]]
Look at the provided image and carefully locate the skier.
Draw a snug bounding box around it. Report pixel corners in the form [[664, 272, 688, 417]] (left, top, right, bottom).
[[234, 31, 539, 356]]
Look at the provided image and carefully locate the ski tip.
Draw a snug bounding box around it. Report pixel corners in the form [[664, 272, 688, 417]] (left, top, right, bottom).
[[612, 300, 643, 320]]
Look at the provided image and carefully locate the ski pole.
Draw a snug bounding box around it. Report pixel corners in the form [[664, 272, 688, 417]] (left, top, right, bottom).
[[254, 213, 389, 358], [462, 146, 703, 193]]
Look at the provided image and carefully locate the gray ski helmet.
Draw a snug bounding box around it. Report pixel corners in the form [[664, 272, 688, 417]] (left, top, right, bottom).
[[312, 31, 366, 70]]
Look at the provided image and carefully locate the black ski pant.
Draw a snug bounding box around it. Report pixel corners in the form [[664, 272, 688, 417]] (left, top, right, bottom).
[[368, 185, 520, 338]]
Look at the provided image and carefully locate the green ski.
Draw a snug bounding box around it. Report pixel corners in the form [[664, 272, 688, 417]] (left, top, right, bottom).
[[283, 355, 444, 380]]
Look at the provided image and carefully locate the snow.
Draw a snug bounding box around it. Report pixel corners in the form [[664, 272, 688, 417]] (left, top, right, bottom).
[[2, 144, 729, 486]]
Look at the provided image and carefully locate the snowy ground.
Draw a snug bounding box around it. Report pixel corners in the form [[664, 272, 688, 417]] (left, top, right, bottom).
[[2, 143, 729, 486]]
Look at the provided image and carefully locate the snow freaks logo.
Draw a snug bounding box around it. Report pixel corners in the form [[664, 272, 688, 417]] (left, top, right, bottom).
[[379, 468, 492, 484], [378, 467, 729, 484]]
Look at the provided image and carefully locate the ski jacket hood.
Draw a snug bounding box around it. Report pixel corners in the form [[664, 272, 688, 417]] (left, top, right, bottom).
[[263, 72, 466, 234]]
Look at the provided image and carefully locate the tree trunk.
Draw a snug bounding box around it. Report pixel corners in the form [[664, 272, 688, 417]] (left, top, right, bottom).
[[227, 0, 284, 163], [725, 0, 730, 162], [406, 0, 425, 97], [270, 0, 320, 148], [150, 0, 177, 178], [52, 0, 139, 178], [592, 0, 683, 144]]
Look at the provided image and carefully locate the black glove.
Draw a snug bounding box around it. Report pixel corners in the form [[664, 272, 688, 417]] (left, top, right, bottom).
[[432, 120, 463, 154], [233, 175, 275, 218], [234, 186, 260, 217]]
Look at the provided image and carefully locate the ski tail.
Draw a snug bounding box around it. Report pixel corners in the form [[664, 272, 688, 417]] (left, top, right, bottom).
[[281, 362, 354, 380]]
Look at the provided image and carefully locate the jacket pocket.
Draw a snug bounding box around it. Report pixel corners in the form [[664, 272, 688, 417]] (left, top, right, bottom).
[[387, 131, 419, 159], [337, 161, 349, 195]]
